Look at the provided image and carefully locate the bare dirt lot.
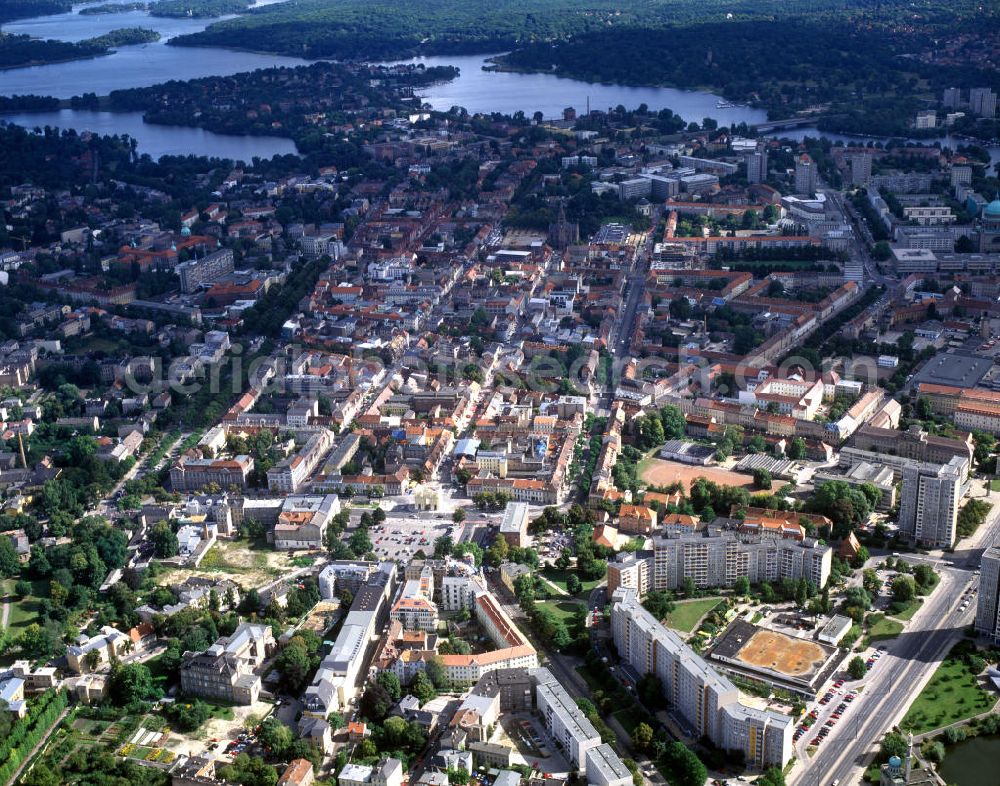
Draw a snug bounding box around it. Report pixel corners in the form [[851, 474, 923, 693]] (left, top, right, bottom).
[[639, 457, 755, 492], [737, 629, 826, 677], [157, 540, 294, 588]]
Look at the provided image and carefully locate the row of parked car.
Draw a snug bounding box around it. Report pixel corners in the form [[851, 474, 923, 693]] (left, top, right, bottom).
[[793, 648, 887, 748]]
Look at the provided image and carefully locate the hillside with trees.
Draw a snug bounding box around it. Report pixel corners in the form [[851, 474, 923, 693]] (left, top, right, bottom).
[[167, 0, 1000, 132]]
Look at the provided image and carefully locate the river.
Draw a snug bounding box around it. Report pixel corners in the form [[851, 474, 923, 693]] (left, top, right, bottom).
[[939, 735, 1000, 786]]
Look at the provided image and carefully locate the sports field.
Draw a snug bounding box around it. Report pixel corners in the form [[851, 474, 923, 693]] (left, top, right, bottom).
[[737, 629, 826, 677], [639, 457, 755, 492]]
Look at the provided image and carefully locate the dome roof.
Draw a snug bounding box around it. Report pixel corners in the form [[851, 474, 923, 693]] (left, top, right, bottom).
[[985, 194, 1000, 217]]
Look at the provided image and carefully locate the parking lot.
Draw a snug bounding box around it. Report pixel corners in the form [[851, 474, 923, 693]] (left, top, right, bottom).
[[534, 528, 573, 563], [495, 713, 572, 776], [794, 647, 884, 751], [368, 513, 460, 562], [168, 698, 274, 763]]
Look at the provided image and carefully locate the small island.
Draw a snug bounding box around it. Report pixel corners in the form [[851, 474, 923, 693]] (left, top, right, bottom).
[[149, 0, 250, 18], [79, 2, 150, 15], [86, 26, 160, 47], [0, 27, 160, 70]]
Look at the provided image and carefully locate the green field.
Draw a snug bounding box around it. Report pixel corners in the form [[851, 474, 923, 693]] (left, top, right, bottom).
[[635, 452, 659, 479], [665, 597, 723, 633], [863, 613, 903, 646], [1, 578, 43, 634], [540, 567, 602, 596], [539, 599, 586, 623], [612, 705, 650, 735], [991, 479, 1000, 493], [901, 649, 996, 733], [890, 599, 922, 622]]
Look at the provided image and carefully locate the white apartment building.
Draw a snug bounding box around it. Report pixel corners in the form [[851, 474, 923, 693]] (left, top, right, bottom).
[[585, 743, 633, 786], [897, 456, 965, 548], [338, 759, 404, 786], [612, 588, 793, 768], [533, 667, 602, 772], [441, 575, 479, 612], [794, 154, 817, 195], [267, 428, 336, 493], [319, 561, 378, 600], [390, 568, 438, 632], [610, 529, 832, 595], [903, 206, 956, 226], [302, 564, 397, 719]]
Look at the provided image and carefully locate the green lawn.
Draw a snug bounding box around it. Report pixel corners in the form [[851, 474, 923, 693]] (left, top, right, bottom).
[[991, 479, 1000, 492], [890, 599, 922, 622], [145, 652, 177, 692], [540, 599, 586, 623], [612, 705, 650, 735], [901, 650, 996, 733], [863, 613, 903, 646], [665, 597, 723, 633], [541, 567, 602, 596], [198, 546, 248, 574], [636, 456, 657, 478], [1, 578, 43, 633]]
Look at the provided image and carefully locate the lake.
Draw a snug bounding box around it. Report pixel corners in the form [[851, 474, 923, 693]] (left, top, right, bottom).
[[3, 7, 996, 163], [2, 109, 299, 160], [0, 0, 311, 99], [939, 735, 1000, 786], [385, 54, 769, 126]]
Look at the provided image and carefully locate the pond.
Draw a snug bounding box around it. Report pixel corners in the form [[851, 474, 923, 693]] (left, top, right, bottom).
[[938, 734, 1000, 786]]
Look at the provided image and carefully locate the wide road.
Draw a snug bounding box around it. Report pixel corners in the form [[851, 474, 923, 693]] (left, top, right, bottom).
[[792, 565, 975, 786], [613, 272, 646, 358]]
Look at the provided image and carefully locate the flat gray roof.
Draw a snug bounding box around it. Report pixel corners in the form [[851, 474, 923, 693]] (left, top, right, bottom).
[[912, 352, 992, 388]]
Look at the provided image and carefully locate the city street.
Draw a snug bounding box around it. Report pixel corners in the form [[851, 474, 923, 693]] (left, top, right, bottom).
[[791, 564, 976, 786], [787, 476, 1000, 785]]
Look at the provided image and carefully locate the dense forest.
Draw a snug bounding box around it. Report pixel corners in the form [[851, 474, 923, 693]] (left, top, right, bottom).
[[0, 0, 70, 22], [0, 28, 159, 70], [502, 17, 1000, 125], [86, 27, 160, 47], [150, 0, 250, 18], [501, 21, 928, 116], [171, 0, 1000, 61], [0, 32, 106, 69], [78, 1, 148, 13], [104, 61, 457, 140], [164, 0, 1000, 133]]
